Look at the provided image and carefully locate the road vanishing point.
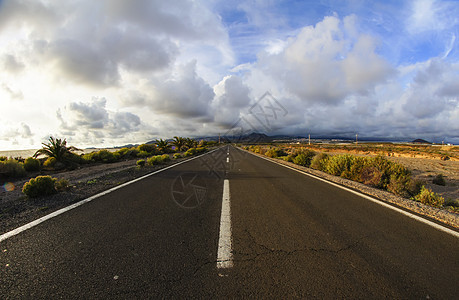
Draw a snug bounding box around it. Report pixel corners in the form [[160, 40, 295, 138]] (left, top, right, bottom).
[[1, 146, 458, 298]]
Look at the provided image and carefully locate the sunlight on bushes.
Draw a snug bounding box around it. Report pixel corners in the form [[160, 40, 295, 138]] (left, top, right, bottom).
[[22, 175, 57, 198], [414, 186, 445, 208], [292, 150, 316, 167], [136, 159, 146, 167]]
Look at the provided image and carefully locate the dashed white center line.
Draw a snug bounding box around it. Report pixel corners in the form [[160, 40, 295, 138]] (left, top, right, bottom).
[[226, 157, 230, 163], [217, 179, 233, 269]]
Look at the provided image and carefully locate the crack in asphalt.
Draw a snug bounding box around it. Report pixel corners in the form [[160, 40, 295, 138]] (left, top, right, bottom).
[[143, 228, 368, 284], [228, 229, 365, 262]]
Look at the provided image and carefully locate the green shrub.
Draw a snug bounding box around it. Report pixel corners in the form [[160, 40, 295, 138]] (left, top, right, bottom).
[[369, 156, 394, 188], [184, 148, 195, 157], [251, 146, 267, 155], [137, 144, 157, 154], [414, 186, 444, 207], [387, 173, 413, 198], [115, 147, 139, 158], [324, 154, 355, 176], [65, 152, 85, 165], [43, 157, 57, 169], [265, 149, 277, 158], [136, 159, 146, 167], [137, 151, 149, 158], [252, 146, 261, 153], [0, 159, 26, 178], [22, 175, 57, 198], [173, 153, 182, 159], [265, 148, 287, 158], [292, 150, 316, 167], [282, 155, 295, 162], [184, 147, 207, 157], [83, 149, 118, 163], [161, 154, 171, 162], [310, 153, 329, 171], [24, 157, 41, 172], [360, 166, 383, 188], [55, 178, 70, 191], [432, 174, 446, 186], [147, 155, 164, 165]]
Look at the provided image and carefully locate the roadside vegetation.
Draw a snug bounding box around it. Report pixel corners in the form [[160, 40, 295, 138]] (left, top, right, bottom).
[[244, 145, 456, 212], [0, 136, 217, 198]]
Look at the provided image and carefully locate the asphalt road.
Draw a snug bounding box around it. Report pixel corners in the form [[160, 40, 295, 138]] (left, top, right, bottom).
[[1, 145, 458, 298]]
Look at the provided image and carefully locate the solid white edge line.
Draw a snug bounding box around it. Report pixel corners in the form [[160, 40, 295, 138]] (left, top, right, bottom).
[[0, 147, 224, 243], [240, 148, 459, 239], [217, 179, 233, 269]]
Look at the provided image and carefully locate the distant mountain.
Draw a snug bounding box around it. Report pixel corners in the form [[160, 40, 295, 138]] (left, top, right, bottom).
[[113, 143, 139, 149], [412, 139, 431, 144], [242, 132, 272, 142], [219, 132, 272, 143]]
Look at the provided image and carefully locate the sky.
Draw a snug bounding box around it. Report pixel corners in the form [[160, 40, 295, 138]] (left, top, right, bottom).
[[0, 0, 458, 150]]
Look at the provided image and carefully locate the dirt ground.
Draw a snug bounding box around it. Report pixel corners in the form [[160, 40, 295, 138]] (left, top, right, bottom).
[[388, 156, 458, 201]]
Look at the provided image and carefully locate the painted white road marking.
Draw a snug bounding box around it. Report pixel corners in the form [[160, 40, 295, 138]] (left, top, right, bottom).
[[217, 179, 233, 269], [226, 157, 230, 163], [0, 148, 223, 243], [245, 149, 459, 238]]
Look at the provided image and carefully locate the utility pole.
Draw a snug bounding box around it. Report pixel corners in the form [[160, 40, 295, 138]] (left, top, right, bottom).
[[356, 133, 358, 144], [308, 134, 311, 145], [218, 133, 221, 144]]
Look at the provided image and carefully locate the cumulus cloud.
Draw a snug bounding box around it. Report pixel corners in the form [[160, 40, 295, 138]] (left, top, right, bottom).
[[402, 59, 459, 119], [122, 61, 215, 118], [212, 75, 251, 125], [64, 98, 110, 129], [153, 61, 215, 117], [0, 0, 231, 88], [57, 98, 151, 146], [254, 15, 394, 104], [0, 122, 34, 146]]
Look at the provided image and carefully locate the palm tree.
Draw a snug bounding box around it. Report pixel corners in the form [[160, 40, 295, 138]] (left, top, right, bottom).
[[185, 138, 197, 149], [155, 139, 171, 154], [33, 137, 81, 162], [172, 136, 186, 152]]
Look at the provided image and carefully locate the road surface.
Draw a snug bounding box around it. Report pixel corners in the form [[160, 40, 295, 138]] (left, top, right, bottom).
[[1, 146, 458, 298]]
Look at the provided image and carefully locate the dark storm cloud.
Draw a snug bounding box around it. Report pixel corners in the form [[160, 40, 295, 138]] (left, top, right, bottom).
[[49, 39, 120, 87]]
